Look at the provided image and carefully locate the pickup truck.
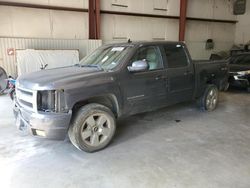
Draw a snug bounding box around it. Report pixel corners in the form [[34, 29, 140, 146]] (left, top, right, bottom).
[[14, 41, 229, 152]]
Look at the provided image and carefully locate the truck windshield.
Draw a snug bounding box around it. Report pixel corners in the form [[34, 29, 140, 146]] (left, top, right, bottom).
[[79, 46, 131, 70], [230, 55, 250, 65]]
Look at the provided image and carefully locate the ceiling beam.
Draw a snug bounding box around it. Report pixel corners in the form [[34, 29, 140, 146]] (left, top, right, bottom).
[[0, 1, 88, 12]]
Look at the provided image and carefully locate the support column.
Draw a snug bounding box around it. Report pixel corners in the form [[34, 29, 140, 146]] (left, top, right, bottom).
[[179, 0, 188, 41], [95, 0, 100, 39], [89, 0, 100, 39]]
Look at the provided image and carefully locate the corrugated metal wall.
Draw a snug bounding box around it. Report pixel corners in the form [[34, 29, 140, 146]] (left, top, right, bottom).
[[0, 38, 102, 76]]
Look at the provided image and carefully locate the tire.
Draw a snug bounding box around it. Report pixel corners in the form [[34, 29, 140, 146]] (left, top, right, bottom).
[[68, 103, 116, 152], [223, 82, 230, 91], [0, 67, 7, 94], [198, 84, 219, 112]]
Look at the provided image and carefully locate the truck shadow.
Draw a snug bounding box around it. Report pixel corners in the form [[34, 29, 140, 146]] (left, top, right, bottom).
[[227, 86, 250, 94], [111, 101, 199, 147], [111, 89, 249, 147]]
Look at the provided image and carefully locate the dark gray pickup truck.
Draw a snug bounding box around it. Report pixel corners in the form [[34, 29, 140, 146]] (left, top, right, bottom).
[[14, 41, 229, 152]]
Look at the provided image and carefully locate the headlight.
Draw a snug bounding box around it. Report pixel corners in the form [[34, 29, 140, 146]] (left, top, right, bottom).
[[37, 90, 67, 113], [237, 70, 250, 75]]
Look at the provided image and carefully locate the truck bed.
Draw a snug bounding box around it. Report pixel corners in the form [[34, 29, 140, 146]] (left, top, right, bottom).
[[193, 60, 229, 98]]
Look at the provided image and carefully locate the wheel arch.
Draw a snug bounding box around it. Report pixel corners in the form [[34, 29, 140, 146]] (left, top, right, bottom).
[[71, 94, 120, 118]]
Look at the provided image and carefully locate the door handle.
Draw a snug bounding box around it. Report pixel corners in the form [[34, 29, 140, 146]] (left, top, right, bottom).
[[220, 67, 228, 71], [184, 71, 192, 76], [155, 75, 166, 80]]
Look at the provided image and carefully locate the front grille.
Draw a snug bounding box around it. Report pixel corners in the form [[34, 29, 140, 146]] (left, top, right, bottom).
[[16, 87, 37, 112], [19, 99, 33, 108]]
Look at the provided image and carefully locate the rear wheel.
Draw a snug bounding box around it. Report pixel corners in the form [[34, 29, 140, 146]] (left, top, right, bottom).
[[199, 85, 219, 112], [68, 103, 116, 152]]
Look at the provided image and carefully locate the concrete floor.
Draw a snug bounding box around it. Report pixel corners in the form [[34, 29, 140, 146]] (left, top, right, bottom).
[[0, 90, 250, 188]]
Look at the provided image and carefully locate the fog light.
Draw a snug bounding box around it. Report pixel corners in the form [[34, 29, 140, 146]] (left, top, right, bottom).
[[36, 130, 46, 137]]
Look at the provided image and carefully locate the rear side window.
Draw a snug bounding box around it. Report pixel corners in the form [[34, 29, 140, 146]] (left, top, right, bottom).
[[164, 44, 188, 68]]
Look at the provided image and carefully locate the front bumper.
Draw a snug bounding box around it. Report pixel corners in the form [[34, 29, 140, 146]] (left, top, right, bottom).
[[13, 102, 72, 140], [229, 74, 250, 88]]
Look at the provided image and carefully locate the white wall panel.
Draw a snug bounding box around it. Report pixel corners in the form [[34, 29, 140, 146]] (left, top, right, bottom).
[[152, 19, 166, 40], [185, 21, 211, 42], [101, 0, 180, 16], [112, 0, 128, 6], [102, 0, 235, 19], [0, 6, 13, 37], [153, 0, 167, 10], [212, 22, 235, 42], [49, 0, 88, 8], [102, 0, 142, 14], [11, 7, 51, 38], [101, 14, 179, 42], [165, 0, 180, 16], [187, 0, 214, 19], [0, 6, 88, 39], [235, 1, 250, 44], [213, 0, 235, 20], [51, 11, 88, 39], [187, 0, 236, 20], [186, 21, 235, 42], [144, 0, 179, 16], [165, 19, 179, 40]]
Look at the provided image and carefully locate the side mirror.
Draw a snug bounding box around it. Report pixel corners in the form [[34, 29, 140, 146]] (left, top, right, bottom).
[[127, 60, 149, 72]]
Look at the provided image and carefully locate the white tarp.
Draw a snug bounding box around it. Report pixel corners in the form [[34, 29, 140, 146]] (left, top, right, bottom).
[[16, 49, 79, 76]]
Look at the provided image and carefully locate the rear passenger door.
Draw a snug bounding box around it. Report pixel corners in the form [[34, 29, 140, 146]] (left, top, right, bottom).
[[163, 44, 195, 103]]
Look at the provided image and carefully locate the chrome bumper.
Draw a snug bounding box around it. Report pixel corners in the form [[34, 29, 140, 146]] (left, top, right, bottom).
[[14, 101, 72, 140]]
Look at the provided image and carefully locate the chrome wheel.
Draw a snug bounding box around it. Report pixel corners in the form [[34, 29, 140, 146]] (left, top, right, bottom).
[[206, 88, 218, 111], [81, 113, 112, 147]]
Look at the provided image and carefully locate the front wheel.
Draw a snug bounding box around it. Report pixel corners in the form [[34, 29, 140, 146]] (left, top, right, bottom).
[[68, 103, 116, 152], [198, 84, 219, 112]]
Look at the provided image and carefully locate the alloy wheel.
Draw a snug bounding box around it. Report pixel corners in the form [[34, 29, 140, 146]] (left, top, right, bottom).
[[206, 88, 218, 110], [80, 113, 112, 147]]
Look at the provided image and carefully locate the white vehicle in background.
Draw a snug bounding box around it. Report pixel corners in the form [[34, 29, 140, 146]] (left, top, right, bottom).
[[16, 49, 80, 76]]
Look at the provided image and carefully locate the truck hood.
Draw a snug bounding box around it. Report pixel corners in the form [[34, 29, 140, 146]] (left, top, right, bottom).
[[17, 66, 106, 90]]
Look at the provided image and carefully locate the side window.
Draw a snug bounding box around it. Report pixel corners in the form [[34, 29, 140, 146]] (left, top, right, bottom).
[[164, 44, 188, 68], [131, 46, 163, 70]]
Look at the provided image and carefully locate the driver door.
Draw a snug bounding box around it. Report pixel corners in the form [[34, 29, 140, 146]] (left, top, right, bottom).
[[120, 45, 168, 115]]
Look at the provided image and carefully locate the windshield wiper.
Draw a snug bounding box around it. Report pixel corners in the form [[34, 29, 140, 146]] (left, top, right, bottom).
[[75, 64, 103, 70]]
